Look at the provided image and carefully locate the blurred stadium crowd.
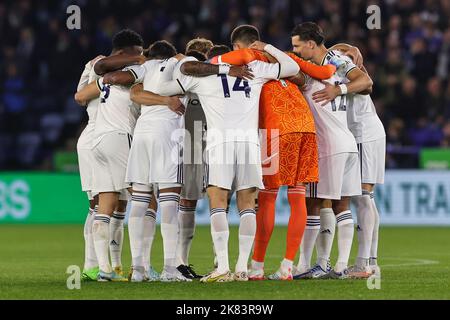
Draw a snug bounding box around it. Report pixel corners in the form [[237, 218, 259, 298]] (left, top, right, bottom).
[[1, 0, 450, 170]]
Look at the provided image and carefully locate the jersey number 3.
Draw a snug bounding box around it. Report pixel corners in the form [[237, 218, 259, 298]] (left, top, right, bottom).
[[218, 74, 251, 98], [100, 84, 111, 103]]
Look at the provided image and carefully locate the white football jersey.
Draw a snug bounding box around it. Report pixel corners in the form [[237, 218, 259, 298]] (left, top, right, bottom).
[[77, 62, 101, 149], [302, 50, 358, 158], [127, 59, 183, 134], [93, 76, 140, 145], [175, 60, 281, 150], [86, 67, 100, 126], [346, 93, 386, 143], [174, 56, 206, 163]]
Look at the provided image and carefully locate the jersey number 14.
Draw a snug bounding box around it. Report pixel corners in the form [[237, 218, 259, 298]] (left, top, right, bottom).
[[218, 75, 251, 98]]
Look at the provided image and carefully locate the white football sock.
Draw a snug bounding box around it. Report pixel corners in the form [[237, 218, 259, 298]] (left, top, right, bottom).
[[109, 210, 125, 269], [316, 208, 335, 270], [297, 216, 320, 272], [160, 192, 180, 273], [210, 208, 229, 274], [370, 191, 380, 263], [176, 204, 196, 266], [251, 260, 264, 270], [93, 214, 112, 273], [354, 190, 375, 268], [128, 192, 151, 268], [281, 258, 293, 273], [83, 207, 98, 270], [335, 210, 355, 273], [236, 209, 256, 273], [143, 209, 157, 271]]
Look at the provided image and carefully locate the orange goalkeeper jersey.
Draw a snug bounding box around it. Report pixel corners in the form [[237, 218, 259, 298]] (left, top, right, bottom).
[[211, 49, 336, 136]]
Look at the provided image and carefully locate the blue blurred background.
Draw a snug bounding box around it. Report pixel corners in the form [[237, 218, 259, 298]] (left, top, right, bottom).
[[0, 0, 450, 171], [0, 1, 450, 226]]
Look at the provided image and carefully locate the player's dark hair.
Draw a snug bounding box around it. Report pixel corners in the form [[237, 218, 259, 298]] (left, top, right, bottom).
[[207, 45, 231, 59], [230, 25, 260, 46], [112, 29, 144, 50], [147, 40, 177, 59], [185, 50, 207, 62], [291, 22, 325, 45]]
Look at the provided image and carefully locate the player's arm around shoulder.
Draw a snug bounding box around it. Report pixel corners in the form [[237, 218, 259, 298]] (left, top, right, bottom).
[[130, 83, 185, 115], [179, 61, 253, 80], [311, 66, 373, 106], [329, 43, 364, 68], [209, 48, 263, 65], [103, 70, 136, 86], [74, 80, 101, 106], [249, 41, 299, 79], [94, 54, 146, 75], [288, 53, 336, 80], [345, 66, 373, 95]]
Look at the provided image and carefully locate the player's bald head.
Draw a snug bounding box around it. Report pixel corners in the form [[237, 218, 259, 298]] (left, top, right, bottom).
[[186, 38, 214, 55], [230, 25, 260, 48]]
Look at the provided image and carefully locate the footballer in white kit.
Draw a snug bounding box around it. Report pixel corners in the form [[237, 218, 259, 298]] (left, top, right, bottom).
[[149, 42, 300, 282], [76, 58, 101, 200], [290, 22, 373, 280], [75, 29, 145, 281], [107, 41, 191, 282], [176, 56, 207, 202], [302, 53, 361, 201], [91, 76, 140, 193], [125, 58, 184, 187], [75, 56, 103, 282], [173, 53, 208, 279], [347, 91, 386, 277], [347, 94, 386, 185], [170, 39, 214, 280]]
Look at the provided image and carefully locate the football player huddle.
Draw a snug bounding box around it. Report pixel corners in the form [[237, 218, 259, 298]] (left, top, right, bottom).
[[74, 21, 385, 283]]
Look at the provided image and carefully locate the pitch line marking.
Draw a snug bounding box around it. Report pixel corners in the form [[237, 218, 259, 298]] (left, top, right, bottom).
[[192, 256, 439, 268], [379, 257, 439, 268]]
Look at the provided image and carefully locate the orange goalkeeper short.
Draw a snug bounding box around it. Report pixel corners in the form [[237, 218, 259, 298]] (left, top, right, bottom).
[[262, 132, 319, 189]]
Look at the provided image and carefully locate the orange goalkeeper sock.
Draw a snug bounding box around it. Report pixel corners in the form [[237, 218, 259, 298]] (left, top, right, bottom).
[[252, 189, 278, 263], [285, 185, 307, 261]]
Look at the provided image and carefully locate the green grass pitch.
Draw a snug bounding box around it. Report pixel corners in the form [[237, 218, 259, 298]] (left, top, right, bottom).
[[0, 225, 449, 299]]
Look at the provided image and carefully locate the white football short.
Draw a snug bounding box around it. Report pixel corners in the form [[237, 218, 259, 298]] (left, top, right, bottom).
[[126, 126, 184, 185], [357, 138, 386, 185], [92, 131, 132, 193], [77, 123, 95, 192], [205, 142, 264, 191], [307, 152, 361, 200], [77, 147, 94, 192]]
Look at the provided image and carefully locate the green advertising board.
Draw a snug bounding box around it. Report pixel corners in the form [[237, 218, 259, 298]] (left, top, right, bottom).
[[420, 148, 450, 169], [0, 172, 87, 223], [2, 171, 450, 225]]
